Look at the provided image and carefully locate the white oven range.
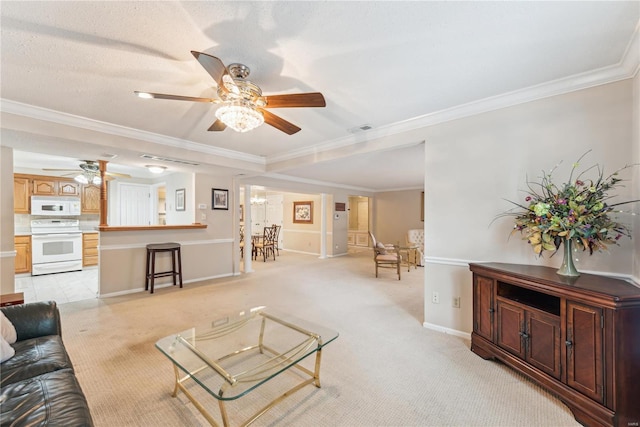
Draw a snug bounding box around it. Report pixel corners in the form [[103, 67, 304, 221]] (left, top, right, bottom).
[[30, 219, 83, 276]]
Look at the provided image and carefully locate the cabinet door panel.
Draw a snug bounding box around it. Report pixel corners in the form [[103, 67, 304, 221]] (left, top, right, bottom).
[[33, 179, 57, 195], [527, 310, 561, 379], [14, 177, 30, 213], [81, 184, 101, 213], [474, 275, 494, 341], [496, 300, 525, 358], [566, 301, 603, 403], [58, 181, 79, 196]]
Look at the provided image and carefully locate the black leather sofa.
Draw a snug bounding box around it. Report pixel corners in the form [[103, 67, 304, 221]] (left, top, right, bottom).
[[1, 301, 94, 426]]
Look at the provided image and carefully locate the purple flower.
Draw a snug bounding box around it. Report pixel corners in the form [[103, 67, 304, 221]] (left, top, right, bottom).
[[576, 180, 584, 186], [557, 198, 567, 205], [525, 196, 531, 202]]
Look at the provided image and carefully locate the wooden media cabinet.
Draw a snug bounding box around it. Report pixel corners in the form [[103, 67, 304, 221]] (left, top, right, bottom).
[[470, 262, 640, 427]]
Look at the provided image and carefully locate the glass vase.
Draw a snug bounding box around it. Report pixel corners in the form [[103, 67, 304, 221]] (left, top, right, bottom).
[[557, 238, 580, 277]]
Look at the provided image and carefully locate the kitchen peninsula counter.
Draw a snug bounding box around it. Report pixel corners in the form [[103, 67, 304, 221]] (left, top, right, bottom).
[[97, 222, 225, 297], [98, 224, 207, 231]]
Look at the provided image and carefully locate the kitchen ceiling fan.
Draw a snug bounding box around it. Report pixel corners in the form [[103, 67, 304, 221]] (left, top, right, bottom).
[[135, 51, 326, 135], [43, 160, 131, 184]]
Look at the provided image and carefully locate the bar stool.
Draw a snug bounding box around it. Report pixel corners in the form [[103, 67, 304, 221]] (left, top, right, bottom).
[[145, 242, 182, 294]]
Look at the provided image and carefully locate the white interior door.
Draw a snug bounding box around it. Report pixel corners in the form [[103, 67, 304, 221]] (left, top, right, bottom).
[[266, 194, 284, 249], [118, 183, 151, 225]]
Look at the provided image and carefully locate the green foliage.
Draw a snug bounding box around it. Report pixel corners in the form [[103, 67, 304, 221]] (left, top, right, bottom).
[[498, 151, 638, 256]]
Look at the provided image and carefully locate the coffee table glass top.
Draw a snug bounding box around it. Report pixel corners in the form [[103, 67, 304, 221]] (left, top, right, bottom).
[[155, 306, 339, 401]]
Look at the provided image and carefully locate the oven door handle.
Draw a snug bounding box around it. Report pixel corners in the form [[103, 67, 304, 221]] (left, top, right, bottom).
[[32, 233, 81, 239], [33, 260, 82, 269]]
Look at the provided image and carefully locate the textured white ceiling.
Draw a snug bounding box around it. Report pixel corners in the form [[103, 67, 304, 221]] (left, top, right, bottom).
[[1, 1, 638, 191]]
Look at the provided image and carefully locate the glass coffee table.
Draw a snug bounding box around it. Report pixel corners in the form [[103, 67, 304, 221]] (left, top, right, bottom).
[[155, 306, 339, 427]]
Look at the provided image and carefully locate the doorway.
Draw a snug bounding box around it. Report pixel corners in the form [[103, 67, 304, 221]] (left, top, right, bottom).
[[348, 196, 370, 247]]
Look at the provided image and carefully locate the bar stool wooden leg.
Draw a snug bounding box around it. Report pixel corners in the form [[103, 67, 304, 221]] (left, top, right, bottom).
[[177, 247, 183, 288], [145, 248, 151, 291], [171, 249, 177, 286], [150, 250, 156, 294]]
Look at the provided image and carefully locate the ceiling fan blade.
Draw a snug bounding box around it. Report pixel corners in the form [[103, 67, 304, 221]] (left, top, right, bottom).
[[42, 168, 79, 172], [208, 119, 227, 132], [262, 92, 326, 108], [134, 91, 218, 103], [191, 51, 240, 96], [259, 109, 301, 135]]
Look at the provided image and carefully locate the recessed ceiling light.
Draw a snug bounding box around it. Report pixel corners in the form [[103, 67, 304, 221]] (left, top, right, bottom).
[[146, 165, 166, 174]]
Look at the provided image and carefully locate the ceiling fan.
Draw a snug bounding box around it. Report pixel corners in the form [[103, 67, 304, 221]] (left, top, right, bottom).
[[135, 51, 326, 135], [43, 160, 131, 184]]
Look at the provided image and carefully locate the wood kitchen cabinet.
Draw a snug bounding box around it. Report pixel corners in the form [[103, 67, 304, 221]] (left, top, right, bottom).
[[14, 176, 30, 213], [32, 178, 57, 195], [58, 181, 80, 196], [16, 174, 80, 197], [82, 233, 99, 266], [33, 177, 79, 196], [81, 184, 101, 213], [14, 235, 31, 274], [470, 262, 640, 427]]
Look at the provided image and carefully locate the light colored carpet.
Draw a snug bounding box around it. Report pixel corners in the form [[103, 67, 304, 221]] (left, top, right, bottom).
[[58, 249, 578, 426]]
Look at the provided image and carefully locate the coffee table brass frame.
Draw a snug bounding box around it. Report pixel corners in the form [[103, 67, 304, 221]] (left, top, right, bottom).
[[156, 308, 338, 427]]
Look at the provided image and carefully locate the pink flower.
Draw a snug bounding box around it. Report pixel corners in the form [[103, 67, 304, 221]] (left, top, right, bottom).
[[576, 180, 584, 186], [525, 196, 531, 202]]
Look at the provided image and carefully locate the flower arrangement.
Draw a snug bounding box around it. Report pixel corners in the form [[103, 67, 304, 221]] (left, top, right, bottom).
[[500, 151, 638, 257]]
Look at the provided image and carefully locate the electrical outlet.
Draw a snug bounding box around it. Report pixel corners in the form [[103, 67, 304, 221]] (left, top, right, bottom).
[[200, 213, 206, 221], [432, 291, 439, 304], [452, 297, 461, 308]]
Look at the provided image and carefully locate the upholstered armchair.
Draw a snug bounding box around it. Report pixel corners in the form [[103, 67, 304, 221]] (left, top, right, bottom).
[[369, 231, 401, 280], [406, 229, 424, 266]]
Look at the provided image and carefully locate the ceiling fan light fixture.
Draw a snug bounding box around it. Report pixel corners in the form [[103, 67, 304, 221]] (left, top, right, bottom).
[[74, 174, 89, 184], [146, 165, 166, 174], [215, 101, 264, 133], [75, 171, 101, 185]]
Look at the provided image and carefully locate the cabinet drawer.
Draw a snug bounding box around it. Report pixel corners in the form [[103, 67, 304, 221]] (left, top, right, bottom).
[[83, 255, 98, 267], [83, 247, 98, 257]]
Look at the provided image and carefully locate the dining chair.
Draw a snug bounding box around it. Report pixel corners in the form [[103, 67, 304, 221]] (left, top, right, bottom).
[[271, 224, 282, 256], [253, 226, 276, 262], [239, 226, 245, 259]]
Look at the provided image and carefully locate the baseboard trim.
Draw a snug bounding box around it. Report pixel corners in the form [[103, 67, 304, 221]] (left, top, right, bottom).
[[423, 322, 471, 340], [98, 273, 234, 298]]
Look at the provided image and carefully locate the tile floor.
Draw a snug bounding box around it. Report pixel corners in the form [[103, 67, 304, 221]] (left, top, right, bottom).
[[16, 267, 99, 304]]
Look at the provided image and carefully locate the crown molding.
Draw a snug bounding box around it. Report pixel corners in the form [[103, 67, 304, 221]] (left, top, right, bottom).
[[253, 172, 377, 193], [269, 28, 640, 164], [0, 99, 265, 165]]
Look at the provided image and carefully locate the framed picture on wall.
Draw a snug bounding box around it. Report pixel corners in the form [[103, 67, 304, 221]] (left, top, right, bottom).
[[175, 188, 185, 211], [212, 188, 229, 210], [293, 201, 313, 224]]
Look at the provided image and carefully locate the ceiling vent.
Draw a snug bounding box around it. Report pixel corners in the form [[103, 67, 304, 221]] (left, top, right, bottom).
[[140, 154, 200, 166], [348, 124, 373, 133], [99, 153, 118, 159]]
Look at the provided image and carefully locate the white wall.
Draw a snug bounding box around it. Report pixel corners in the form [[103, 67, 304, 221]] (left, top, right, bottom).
[[423, 79, 635, 335], [633, 70, 640, 283], [374, 189, 424, 245], [0, 146, 16, 293]]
